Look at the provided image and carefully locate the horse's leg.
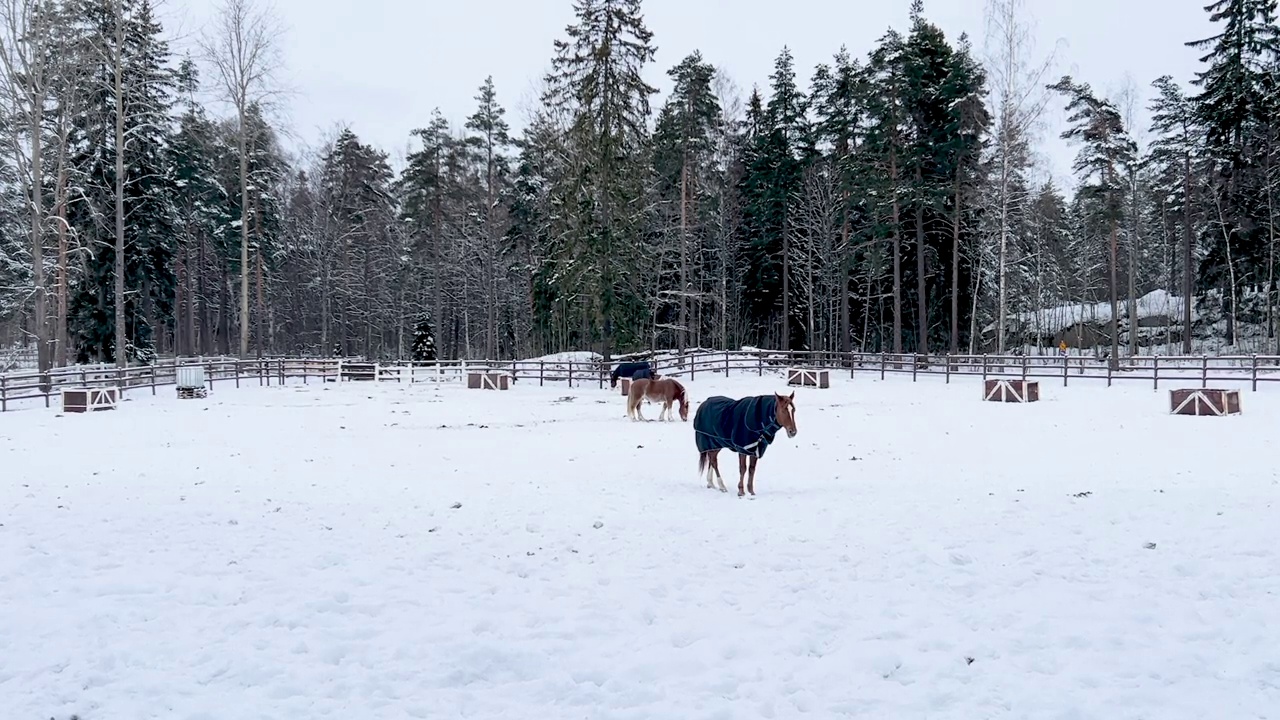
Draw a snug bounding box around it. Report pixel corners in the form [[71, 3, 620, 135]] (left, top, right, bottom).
[[747, 455, 758, 496], [737, 454, 748, 497], [711, 451, 727, 493]]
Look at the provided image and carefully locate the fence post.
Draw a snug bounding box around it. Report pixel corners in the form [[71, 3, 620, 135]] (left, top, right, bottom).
[[235, 361, 241, 388], [945, 355, 950, 384], [1, 374, 6, 412], [1201, 355, 1208, 388], [568, 361, 573, 388], [880, 353, 886, 380], [1252, 354, 1259, 392], [540, 361, 545, 387], [1152, 356, 1159, 390], [725, 350, 730, 377], [1062, 353, 1069, 387], [1021, 354, 1028, 384], [117, 366, 125, 395], [912, 354, 918, 382], [981, 355, 988, 381], [758, 351, 763, 376], [151, 365, 157, 395]]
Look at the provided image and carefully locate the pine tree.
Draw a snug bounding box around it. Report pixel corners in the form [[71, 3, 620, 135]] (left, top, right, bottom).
[[902, 1, 958, 355], [464, 76, 512, 359], [941, 34, 990, 353], [1148, 75, 1202, 352], [864, 29, 910, 353], [1050, 76, 1137, 369]]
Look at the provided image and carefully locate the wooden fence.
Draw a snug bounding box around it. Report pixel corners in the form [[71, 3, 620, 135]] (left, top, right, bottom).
[[3, 350, 1280, 412]]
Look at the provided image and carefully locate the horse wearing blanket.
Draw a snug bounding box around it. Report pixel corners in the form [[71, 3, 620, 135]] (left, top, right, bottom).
[[610, 361, 654, 388], [694, 392, 797, 496]]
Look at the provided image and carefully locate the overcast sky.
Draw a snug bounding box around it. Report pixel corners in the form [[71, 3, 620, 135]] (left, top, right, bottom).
[[173, 0, 1212, 185]]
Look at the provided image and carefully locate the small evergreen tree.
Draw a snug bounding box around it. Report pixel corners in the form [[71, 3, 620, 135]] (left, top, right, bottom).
[[411, 317, 437, 361]]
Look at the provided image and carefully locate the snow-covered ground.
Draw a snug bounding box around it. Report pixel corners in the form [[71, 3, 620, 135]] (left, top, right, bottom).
[[2, 372, 1278, 718]]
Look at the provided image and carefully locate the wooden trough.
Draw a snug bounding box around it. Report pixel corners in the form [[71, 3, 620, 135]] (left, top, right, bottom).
[[1170, 388, 1240, 416], [983, 379, 1039, 403], [61, 386, 120, 413], [620, 377, 633, 396], [467, 371, 510, 390], [787, 368, 830, 389]]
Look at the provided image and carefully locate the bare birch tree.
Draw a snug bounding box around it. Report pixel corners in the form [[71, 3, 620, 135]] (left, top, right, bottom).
[[983, 0, 1058, 352], [201, 0, 283, 359], [0, 0, 52, 374]]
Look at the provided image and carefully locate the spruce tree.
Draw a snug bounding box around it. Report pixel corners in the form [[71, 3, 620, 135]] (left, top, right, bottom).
[[652, 51, 721, 350], [542, 0, 657, 360], [1186, 0, 1280, 344]]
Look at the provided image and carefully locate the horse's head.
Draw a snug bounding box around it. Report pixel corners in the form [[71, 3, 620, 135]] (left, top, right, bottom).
[[775, 391, 797, 438], [677, 384, 689, 421]]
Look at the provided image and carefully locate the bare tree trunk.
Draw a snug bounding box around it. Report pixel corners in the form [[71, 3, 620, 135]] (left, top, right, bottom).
[[113, 4, 126, 367], [679, 157, 688, 352], [1183, 151, 1194, 353], [840, 214, 850, 355], [951, 161, 962, 355], [782, 202, 790, 350], [30, 101, 46, 373], [915, 164, 927, 357], [1108, 220, 1120, 371], [55, 166, 68, 365], [891, 146, 902, 355], [1128, 177, 1139, 357]]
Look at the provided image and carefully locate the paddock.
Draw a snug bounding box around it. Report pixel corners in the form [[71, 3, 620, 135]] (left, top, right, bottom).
[[1, 373, 1277, 718]]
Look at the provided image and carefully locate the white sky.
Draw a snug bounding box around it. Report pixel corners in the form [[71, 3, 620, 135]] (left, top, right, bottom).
[[172, 0, 1212, 186]]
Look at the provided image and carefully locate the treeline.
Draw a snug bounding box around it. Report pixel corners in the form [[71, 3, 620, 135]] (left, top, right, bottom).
[[0, 0, 1277, 369]]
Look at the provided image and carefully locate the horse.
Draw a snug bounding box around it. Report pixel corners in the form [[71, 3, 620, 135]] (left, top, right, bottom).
[[610, 361, 654, 388], [694, 392, 797, 497], [626, 377, 689, 422]]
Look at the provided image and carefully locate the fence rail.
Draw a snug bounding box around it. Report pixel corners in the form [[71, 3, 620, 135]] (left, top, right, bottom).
[[3, 350, 1280, 412]]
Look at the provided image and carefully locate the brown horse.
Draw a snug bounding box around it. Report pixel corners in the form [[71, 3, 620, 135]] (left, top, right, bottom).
[[626, 377, 689, 422], [694, 392, 797, 496]]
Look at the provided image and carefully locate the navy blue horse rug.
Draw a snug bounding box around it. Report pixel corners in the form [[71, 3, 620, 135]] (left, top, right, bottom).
[[694, 395, 781, 458], [610, 361, 653, 387]]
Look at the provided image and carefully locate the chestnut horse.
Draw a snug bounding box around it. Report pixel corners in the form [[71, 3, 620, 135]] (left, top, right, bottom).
[[694, 392, 797, 496], [626, 377, 689, 422]]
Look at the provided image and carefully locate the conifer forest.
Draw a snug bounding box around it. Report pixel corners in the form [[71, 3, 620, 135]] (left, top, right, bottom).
[[1, 0, 1278, 369]]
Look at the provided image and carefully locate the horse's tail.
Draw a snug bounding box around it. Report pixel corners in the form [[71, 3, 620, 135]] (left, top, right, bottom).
[[698, 450, 707, 476]]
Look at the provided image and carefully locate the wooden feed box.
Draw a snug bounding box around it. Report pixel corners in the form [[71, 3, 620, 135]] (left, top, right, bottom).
[[62, 386, 120, 413], [983, 379, 1039, 403], [467, 371, 510, 390], [620, 377, 632, 396], [787, 368, 830, 388], [1170, 388, 1240, 416]]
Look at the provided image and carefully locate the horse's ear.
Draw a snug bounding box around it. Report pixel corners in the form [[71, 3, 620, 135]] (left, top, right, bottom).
[[789, 391, 795, 401]]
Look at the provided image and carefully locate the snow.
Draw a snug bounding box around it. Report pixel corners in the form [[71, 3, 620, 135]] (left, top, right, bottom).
[[986, 288, 1196, 336], [3, 373, 1279, 718]]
